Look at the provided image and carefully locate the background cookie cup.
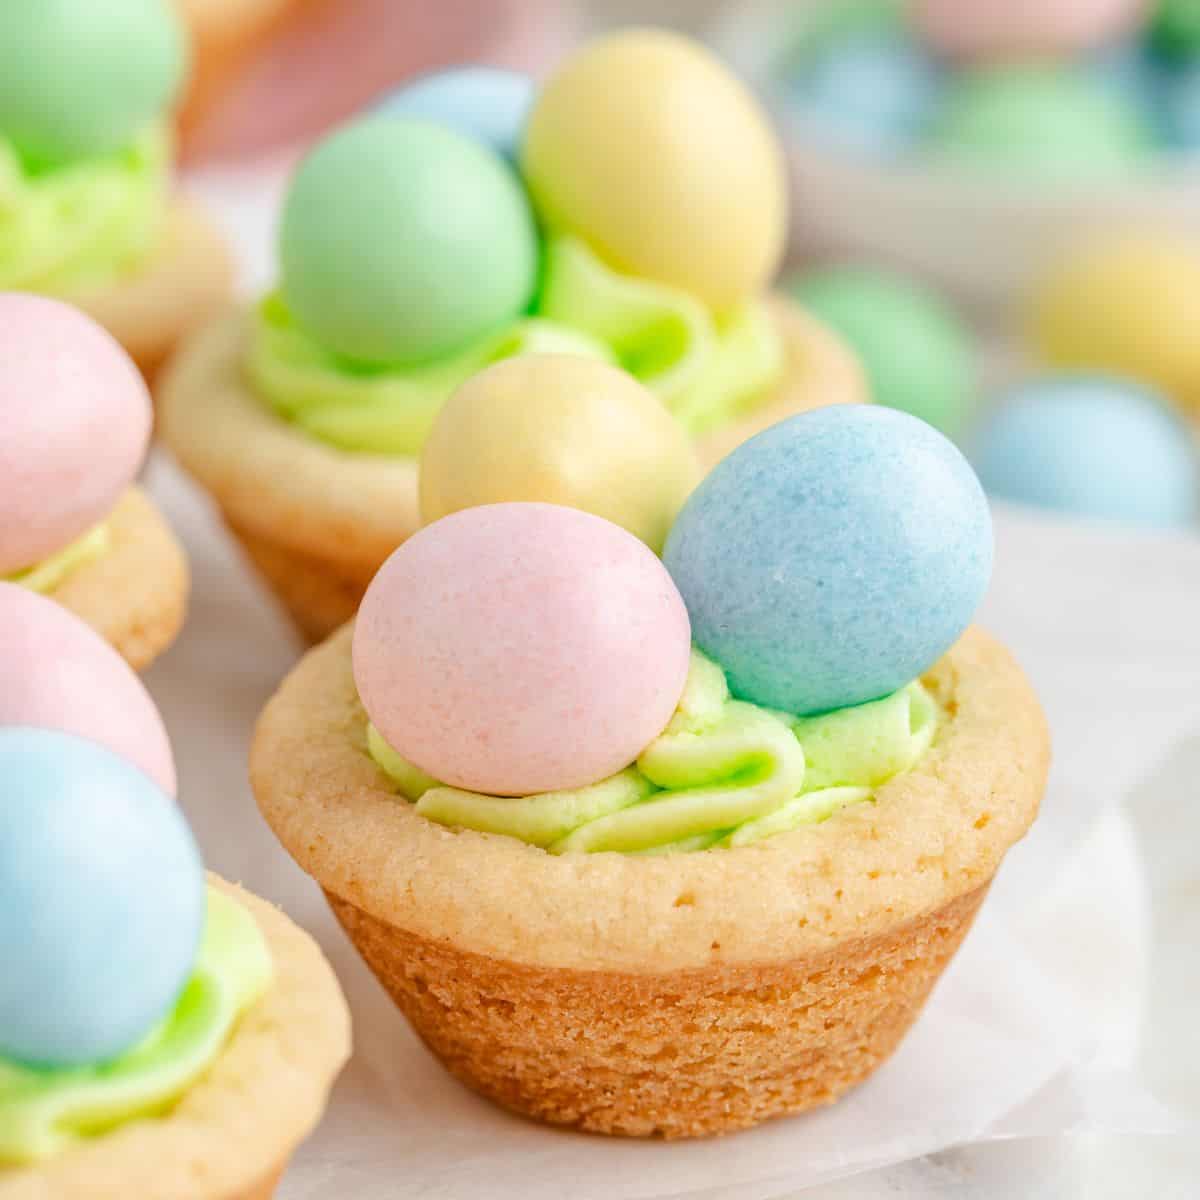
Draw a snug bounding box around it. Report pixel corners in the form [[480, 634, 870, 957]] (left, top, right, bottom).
[[72, 200, 234, 381], [0, 876, 349, 1200], [251, 624, 1047, 1138], [48, 488, 189, 673], [158, 299, 863, 643]]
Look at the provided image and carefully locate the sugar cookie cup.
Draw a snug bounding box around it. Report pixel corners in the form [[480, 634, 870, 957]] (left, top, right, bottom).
[[159, 297, 864, 643], [45, 488, 190, 673], [0, 876, 350, 1200], [252, 623, 1046, 1138], [72, 200, 235, 381]]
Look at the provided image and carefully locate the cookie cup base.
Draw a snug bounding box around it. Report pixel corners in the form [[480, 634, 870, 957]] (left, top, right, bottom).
[[325, 882, 986, 1138], [161, 298, 864, 644], [70, 200, 234, 381], [47, 487, 189, 671], [252, 624, 1048, 1139]]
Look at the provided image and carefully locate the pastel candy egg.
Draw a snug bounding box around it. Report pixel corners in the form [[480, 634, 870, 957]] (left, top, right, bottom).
[[663, 406, 992, 716], [1030, 233, 1200, 415], [419, 355, 700, 554], [354, 503, 691, 796], [0, 584, 175, 794], [0, 0, 186, 165], [974, 377, 1198, 527], [1163, 62, 1200, 146], [0, 728, 204, 1067], [1150, 0, 1200, 60], [375, 66, 534, 160], [280, 116, 539, 366], [788, 33, 942, 155], [787, 266, 975, 436], [912, 0, 1148, 61], [929, 66, 1150, 178], [0, 294, 151, 576], [521, 30, 787, 311]]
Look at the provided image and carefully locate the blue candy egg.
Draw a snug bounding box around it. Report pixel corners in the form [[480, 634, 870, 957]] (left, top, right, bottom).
[[974, 377, 1199, 528], [1163, 63, 1200, 147], [663, 406, 992, 716], [787, 34, 941, 155], [1086, 46, 1167, 138], [375, 66, 534, 160], [0, 728, 205, 1067]]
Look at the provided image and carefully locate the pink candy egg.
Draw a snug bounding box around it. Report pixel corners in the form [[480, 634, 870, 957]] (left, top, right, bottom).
[[913, 0, 1146, 60], [353, 503, 692, 796], [0, 584, 176, 795], [0, 293, 151, 575]]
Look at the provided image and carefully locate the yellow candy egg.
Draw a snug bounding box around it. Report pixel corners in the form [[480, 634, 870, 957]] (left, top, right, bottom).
[[1030, 233, 1200, 416], [521, 30, 787, 312], [419, 355, 700, 554]]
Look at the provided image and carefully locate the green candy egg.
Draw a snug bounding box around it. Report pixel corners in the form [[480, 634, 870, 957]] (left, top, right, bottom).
[[788, 266, 974, 437], [929, 65, 1150, 179], [0, 0, 186, 165], [280, 116, 539, 367], [1151, 0, 1200, 61]]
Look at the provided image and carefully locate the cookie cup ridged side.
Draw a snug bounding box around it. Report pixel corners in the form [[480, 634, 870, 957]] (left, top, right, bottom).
[[157, 298, 866, 644], [48, 486, 189, 671], [251, 624, 1048, 1138], [0, 875, 351, 1200], [70, 201, 234, 381]]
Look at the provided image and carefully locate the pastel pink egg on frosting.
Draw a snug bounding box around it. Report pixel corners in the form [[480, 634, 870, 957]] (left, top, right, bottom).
[[0, 293, 151, 576], [912, 0, 1146, 60], [353, 502, 692, 797], [0, 584, 176, 795]]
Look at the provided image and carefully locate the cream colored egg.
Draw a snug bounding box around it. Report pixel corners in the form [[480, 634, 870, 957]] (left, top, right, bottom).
[[520, 30, 787, 312], [419, 354, 700, 554]]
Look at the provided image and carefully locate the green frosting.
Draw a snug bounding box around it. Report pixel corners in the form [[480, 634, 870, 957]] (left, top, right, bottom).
[[246, 234, 783, 455], [4, 524, 111, 594], [367, 650, 940, 854], [0, 888, 272, 1166], [0, 124, 170, 294]]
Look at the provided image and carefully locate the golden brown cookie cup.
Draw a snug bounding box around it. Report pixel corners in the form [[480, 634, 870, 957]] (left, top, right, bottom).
[[48, 487, 189, 672], [0, 876, 351, 1200], [158, 297, 866, 644], [251, 624, 1047, 1138], [71, 201, 234, 381]]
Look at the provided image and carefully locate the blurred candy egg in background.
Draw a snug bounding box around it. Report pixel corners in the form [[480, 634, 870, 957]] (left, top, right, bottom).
[[375, 65, 534, 159], [974, 377, 1199, 527], [786, 265, 975, 436]]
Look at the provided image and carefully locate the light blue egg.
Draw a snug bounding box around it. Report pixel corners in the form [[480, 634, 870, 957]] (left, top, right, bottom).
[[974, 377, 1199, 528], [1163, 62, 1200, 147], [663, 407, 992, 716], [374, 66, 534, 161], [787, 34, 941, 155], [1086, 45, 1167, 139], [0, 728, 205, 1067]]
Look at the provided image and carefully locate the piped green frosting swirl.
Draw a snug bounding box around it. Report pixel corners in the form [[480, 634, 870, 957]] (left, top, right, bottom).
[[367, 650, 939, 854], [0, 888, 272, 1166], [4, 523, 110, 595], [0, 124, 170, 294], [247, 234, 784, 456]]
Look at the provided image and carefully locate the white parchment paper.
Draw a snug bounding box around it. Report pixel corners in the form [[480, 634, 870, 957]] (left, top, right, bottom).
[[138, 454, 1192, 1198]]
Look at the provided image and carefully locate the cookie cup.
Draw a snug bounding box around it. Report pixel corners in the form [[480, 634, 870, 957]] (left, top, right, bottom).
[[0, 875, 351, 1200], [159, 298, 866, 643], [46, 487, 189, 672], [70, 201, 234, 381], [251, 623, 1048, 1139]]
